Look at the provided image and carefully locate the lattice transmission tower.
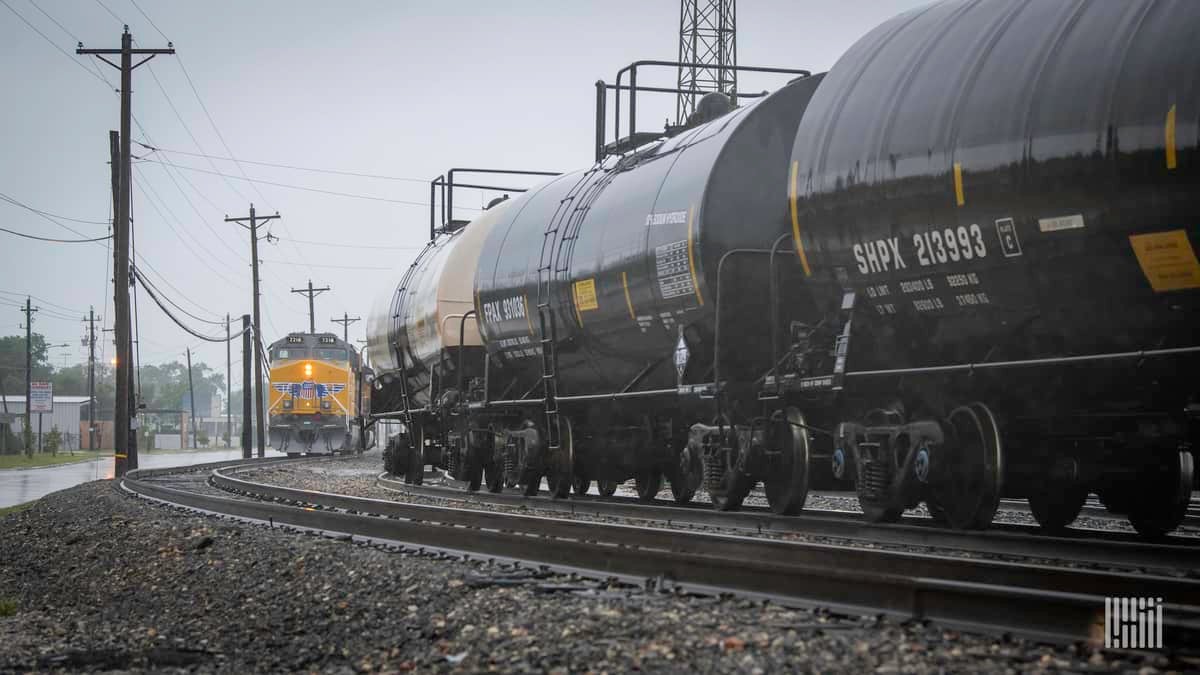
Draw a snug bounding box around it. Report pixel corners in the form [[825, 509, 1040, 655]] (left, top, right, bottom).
[[676, 0, 737, 125]]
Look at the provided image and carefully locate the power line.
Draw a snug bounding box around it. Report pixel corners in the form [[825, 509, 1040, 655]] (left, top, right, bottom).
[[127, 0, 169, 43], [281, 236, 421, 251], [134, 255, 225, 321], [0, 191, 110, 225], [134, 266, 228, 326], [0, 0, 113, 88], [133, 266, 249, 343], [137, 157, 468, 208], [27, 0, 81, 42], [137, 143, 429, 183], [141, 59, 251, 203], [123, 0, 351, 325], [133, 167, 246, 288], [0, 290, 84, 315], [0, 226, 111, 243], [261, 259, 393, 271], [92, 0, 123, 25]]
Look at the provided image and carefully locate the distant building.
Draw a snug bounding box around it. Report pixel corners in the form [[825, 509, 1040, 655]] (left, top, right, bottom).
[[0, 395, 90, 450]]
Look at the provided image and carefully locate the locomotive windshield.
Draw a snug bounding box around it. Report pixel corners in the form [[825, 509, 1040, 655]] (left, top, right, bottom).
[[273, 347, 308, 360], [315, 348, 348, 361]]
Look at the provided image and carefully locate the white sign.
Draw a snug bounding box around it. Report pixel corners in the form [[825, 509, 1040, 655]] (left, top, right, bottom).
[[30, 381, 53, 413], [1105, 597, 1163, 648]]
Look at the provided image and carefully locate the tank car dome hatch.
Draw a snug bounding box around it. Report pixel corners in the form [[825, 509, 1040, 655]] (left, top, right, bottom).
[[685, 92, 735, 128]]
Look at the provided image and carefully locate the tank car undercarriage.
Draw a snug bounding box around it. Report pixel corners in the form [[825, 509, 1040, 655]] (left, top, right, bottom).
[[377, 319, 1197, 541]]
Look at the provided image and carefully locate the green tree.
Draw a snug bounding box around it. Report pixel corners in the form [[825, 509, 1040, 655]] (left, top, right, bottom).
[[0, 333, 51, 405], [138, 361, 222, 411]]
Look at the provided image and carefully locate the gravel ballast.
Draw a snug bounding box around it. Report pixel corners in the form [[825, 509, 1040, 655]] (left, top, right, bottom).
[[0, 477, 1192, 673]]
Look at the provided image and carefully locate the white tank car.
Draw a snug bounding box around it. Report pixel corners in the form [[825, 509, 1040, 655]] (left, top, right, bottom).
[[366, 199, 513, 407]]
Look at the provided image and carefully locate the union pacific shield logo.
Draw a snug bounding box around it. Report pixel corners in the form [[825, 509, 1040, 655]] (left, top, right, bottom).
[[300, 381, 316, 400]]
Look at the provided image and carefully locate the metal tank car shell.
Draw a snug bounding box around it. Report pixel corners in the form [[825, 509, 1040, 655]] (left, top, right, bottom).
[[365, 0, 1198, 539]]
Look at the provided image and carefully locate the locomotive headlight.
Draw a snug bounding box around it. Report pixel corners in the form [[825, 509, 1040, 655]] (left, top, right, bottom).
[[304, 363, 313, 377], [321, 400, 331, 410], [283, 399, 293, 410]]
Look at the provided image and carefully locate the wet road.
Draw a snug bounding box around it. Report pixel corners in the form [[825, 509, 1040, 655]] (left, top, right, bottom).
[[0, 449, 286, 509]]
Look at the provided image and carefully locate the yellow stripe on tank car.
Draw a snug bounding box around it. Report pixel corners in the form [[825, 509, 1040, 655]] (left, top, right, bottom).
[[1166, 104, 1177, 170], [686, 205, 705, 306], [621, 271, 636, 320], [788, 161, 812, 277], [953, 162, 965, 206], [523, 295, 534, 337]]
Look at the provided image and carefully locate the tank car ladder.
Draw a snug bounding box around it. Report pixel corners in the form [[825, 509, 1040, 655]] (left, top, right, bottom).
[[534, 167, 613, 452], [392, 244, 432, 451]]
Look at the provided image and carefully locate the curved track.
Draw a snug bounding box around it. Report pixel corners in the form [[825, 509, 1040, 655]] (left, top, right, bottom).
[[119, 458, 1200, 645], [375, 474, 1200, 573]]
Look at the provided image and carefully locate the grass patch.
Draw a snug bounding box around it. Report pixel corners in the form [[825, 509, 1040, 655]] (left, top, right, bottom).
[[0, 598, 17, 617], [0, 450, 107, 470], [0, 502, 35, 518]]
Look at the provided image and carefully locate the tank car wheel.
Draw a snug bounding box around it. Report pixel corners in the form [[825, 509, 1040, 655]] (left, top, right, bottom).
[[544, 418, 575, 499], [634, 468, 663, 502], [1028, 487, 1087, 533], [666, 444, 703, 505], [464, 457, 483, 492], [405, 424, 425, 486], [519, 470, 542, 497], [763, 407, 811, 515], [597, 480, 619, 497], [572, 475, 591, 496], [1128, 450, 1193, 539], [929, 402, 1003, 530], [484, 460, 505, 493]]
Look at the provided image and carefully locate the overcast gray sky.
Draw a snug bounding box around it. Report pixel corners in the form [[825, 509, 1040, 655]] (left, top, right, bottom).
[[0, 0, 928, 392]]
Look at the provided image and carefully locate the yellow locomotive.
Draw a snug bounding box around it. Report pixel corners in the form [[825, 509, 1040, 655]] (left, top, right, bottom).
[[267, 332, 366, 455]]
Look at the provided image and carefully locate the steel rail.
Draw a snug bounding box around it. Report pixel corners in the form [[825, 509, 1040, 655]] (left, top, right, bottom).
[[120, 462, 1200, 644], [375, 475, 1200, 572]]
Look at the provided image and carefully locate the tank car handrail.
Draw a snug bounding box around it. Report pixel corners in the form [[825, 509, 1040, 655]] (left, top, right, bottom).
[[609, 60, 811, 155], [456, 310, 477, 398], [431, 167, 563, 240], [712, 242, 800, 410], [844, 346, 1200, 378]]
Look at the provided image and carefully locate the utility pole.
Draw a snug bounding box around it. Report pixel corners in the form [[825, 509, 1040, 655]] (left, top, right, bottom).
[[292, 280, 330, 334], [225, 313, 231, 448], [86, 307, 96, 451], [226, 206, 278, 457], [79, 28, 174, 477], [20, 298, 37, 458], [241, 314, 252, 459], [331, 313, 360, 343], [186, 348, 197, 449], [676, 0, 737, 125]]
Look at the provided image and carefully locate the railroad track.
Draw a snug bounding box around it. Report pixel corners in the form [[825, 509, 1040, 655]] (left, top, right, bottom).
[[803, 491, 1200, 530], [121, 459, 1200, 646], [375, 474, 1200, 573]]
